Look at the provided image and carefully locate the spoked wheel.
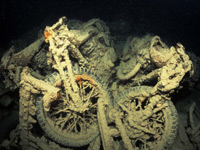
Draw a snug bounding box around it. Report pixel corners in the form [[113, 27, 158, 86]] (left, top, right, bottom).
[[114, 86, 178, 150], [36, 67, 111, 147]]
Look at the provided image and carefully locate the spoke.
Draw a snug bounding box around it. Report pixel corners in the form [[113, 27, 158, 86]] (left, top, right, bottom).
[[83, 84, 90, 90], [130, 101, 135, 111], [63, 96, 70, 105], [85, 87, 95, 104], [133, 99, 137, 109], [78, 116, 87, 131], [79, 123, 86, 131], [118, 103, 131, 114], [60, 112, 72, 129], [79, 116, 90, 129], [55, 116, 65, 126], [91, 90, 99, 97], [68, 117, 80, 133], [79, 83, 84, 101], [84, 113, 97, 124], [85, 113, 97, 119], [151, 118, 163, 123], [90, 103, 97, 109], [74, 123, 79, 133], [66, 115, 76, 132], [50, 108, 69, 117]]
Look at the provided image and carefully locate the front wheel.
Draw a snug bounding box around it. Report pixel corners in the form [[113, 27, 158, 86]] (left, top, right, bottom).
[[36, 67, 112, 147], [114, 86, 178, 150]]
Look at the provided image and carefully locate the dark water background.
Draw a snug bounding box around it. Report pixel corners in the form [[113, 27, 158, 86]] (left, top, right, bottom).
[[0, 0, 200, 56]]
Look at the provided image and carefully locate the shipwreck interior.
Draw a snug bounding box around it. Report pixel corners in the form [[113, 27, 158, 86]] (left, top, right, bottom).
[[0, 0, 200, 150]]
